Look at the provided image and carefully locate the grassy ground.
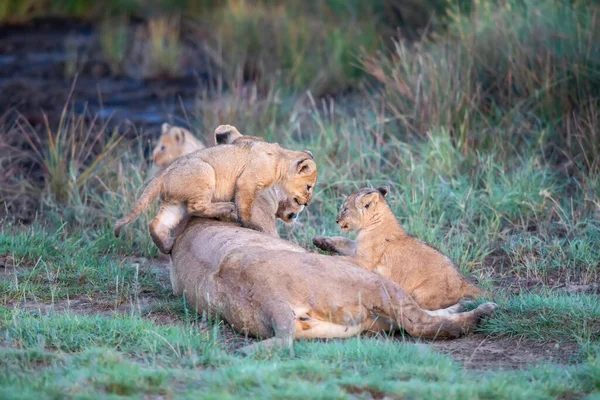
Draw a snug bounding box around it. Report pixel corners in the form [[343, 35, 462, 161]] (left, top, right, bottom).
[[1, 0, 600, 398]]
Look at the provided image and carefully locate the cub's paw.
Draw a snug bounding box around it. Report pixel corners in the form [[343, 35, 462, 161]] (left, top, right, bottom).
[[239, 220, 265, 232], [312, 236, 337, 253], [219, 207, 238, 222]]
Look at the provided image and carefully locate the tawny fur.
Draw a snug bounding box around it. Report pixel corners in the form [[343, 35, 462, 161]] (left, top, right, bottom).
[[114, 125, 317, 253], [213, 124, 265, 145], [152, 123, 206, 169], [313, 186, 485, 310], [169, 211, 497, 356], [146, 124, 304, 251]]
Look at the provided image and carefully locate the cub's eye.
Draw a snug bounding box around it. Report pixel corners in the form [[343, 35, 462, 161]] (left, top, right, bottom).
[[160, 145, 166, 151], [307, 185, 312, 191]]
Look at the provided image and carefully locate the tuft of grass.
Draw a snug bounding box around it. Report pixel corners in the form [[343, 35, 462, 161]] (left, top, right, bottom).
[[0, 221, 163, 303], [0, 309, 221, 362], [1, 101, 159, 253], [202, 0, 380, 94], [99, 18, 129, 75], [141, 16, 184, 79], [363, 0, 600, 167], [479, 293, 600, 344]]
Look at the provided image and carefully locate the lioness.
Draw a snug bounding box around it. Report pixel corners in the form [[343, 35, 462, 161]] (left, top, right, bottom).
[[170, 214, 497, 355], [114, 127, 317, 253], [152, 123, 206, 169], [313, 186, 485, 310]]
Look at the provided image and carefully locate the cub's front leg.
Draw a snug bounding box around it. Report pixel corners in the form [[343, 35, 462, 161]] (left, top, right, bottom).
[[312, 236, 357, 256], [235, 181, 266, 232]]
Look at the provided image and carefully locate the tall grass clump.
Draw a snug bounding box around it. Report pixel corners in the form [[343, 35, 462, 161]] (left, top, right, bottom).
[[0, 101, 158, 255], [363, 0, 600, 171], [202, 0, 381, 95]]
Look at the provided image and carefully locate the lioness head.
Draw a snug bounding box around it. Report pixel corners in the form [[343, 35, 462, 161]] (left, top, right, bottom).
[[152, 123, 204, 168], [337, 186, 389, 232], [275, 191, 305, 223], [285, 151, 318, 207]]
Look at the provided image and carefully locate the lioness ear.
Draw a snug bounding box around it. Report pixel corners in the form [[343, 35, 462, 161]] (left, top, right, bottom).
[[161, 123, 171, 134], [303, 150, 313, 160], [357, 192, 379, 210], [296, 158, 316, 175], [376, 185, 389, 198]]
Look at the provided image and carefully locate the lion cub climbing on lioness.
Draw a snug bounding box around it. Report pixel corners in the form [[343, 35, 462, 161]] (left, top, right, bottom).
[[114, 124, 318, 253], [313, 186, 485, 311]]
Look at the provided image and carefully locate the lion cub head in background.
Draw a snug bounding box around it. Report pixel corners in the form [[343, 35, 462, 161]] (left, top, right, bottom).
[[152, 123, 206, 169]]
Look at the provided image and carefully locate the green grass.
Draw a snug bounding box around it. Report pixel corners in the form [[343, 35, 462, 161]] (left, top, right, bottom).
[[1, 311, 599, 398]]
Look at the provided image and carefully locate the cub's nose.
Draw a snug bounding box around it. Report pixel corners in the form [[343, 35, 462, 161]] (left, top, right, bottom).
[[288, 213, 297, 220], [335, 218, 340, 224]]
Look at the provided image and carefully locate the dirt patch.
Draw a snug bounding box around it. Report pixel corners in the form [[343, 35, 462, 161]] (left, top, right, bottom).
[[427, 334, 579, 370], [9, 294, 158, 316], [342, 384, 387, 399]]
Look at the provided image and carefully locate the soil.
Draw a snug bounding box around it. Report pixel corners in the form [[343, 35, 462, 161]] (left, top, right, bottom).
[[428, 335, 579, 370]]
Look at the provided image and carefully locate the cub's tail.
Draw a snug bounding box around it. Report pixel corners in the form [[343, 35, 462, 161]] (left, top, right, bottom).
[[114, 171, 165, 237]]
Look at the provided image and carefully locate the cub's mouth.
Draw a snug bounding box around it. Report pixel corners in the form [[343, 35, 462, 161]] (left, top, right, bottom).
[[294, 197, 308, 206]]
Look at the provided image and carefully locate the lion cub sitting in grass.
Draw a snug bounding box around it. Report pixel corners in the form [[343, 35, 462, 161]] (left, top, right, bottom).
[[152, 123, 206, 169], [114, 124, 318, 253], [313, 186, 485, 311]]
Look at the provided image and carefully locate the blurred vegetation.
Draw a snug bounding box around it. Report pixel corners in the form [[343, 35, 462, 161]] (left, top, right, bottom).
[[363, 0, 600, 172], [1, 0, 468, 93]]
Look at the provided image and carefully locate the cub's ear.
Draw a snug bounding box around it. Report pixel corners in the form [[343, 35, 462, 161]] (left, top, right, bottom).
[[376, 185, 389, 198], [214, 124, 242, 145], [356, 191, 380, 210], [161, 123, 171, 134], [303, 150, 314, 159], [296, 158, 316, 175], [173, 128, 184, 144]]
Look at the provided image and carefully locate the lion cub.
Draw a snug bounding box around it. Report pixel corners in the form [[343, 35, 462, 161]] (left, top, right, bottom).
[[313, 186, 484, 310], [115, 124, 318, 253], [152, 123, 206, 169]]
